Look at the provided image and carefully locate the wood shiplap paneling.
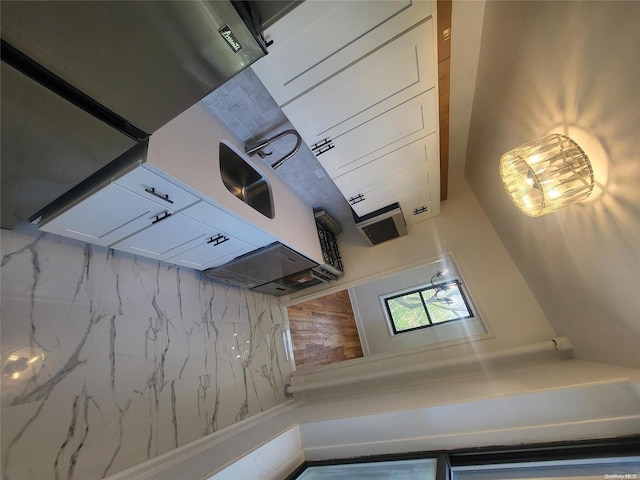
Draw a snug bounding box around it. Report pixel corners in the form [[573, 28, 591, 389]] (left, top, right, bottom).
[[438, 0, 452, 201], [287, 290, 364, 370]]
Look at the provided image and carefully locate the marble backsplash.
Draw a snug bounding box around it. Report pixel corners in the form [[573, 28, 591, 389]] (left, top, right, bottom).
[[0, 224, 292, 480]]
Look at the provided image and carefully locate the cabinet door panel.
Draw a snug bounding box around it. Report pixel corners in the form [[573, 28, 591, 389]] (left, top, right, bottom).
[[251, 0, 431, 105], [347, 165, 432, 217], [168, 235, 253, 270], [318, 90, 437, 178], [400, 190, 440, 225], [39, 183, 169, 246], [335, 134, 438, 216], [111, 212, 211, 260], [282, 19, 435, 144], [115, 166, 199, 211], [181, 201, 274, 248]]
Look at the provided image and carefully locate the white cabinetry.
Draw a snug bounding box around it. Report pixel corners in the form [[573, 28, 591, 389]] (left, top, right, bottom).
[[334, 133, 439, 218], [39, 167, 198, 246], [111, 208, 211, 261], [252, 0, 431, 106], [317, 90, 437, 178], [39, 165, 274, 270], [113, 167, 199, 211], [111, 207, 254, 268], [180, 201, 274, 248], [167, 232, 251, 270], [281, 20, 435, 146], [252, 1, 440, 223]]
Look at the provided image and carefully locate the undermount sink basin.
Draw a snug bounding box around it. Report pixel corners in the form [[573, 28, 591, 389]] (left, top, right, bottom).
[[219, 142, 274, 219]]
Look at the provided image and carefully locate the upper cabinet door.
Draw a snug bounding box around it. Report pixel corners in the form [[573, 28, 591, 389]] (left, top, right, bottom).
[[334, 133, 439, 216], [281, 19, 435, 145], [315, 89, 437, 179], [252, 0, 432, 106]]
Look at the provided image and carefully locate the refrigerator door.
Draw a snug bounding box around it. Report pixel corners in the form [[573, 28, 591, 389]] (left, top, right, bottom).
[[1, 1, 267, 229], [0, 61, 137, 229], [1, 1, 267, 134]]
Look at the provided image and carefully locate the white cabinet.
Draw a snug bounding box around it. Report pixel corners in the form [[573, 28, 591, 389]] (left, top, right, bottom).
[[252, 2, 440, 223], [180, 201, 274, 248], [167, 232, 252, 270], [39, 167, 198, 246], [252, 0, 432, 105], [39, 183, 169, 246], [281, 19, 435, 146], [39, 165, 274, 270], [334, 133, 439, 216], [400, 189, 439, 225], [112, 207, 254, 267], [316, 90, 437, 178], [110, 207, 209, 260], [113, 167, 199, 211]]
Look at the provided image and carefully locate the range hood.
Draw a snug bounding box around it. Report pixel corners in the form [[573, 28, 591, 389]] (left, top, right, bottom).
[[204, 242, 318, 289], [1, 1, 268, 229]]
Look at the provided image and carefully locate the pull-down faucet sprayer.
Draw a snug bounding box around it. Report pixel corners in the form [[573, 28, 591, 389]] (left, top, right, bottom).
[[245, 129, 302, 170]]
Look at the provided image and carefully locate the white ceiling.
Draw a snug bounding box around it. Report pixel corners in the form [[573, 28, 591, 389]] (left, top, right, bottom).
[[455, 0, 640, 369]]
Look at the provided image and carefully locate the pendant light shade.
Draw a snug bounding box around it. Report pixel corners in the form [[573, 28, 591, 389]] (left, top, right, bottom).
[[499, 134, 594, 217]]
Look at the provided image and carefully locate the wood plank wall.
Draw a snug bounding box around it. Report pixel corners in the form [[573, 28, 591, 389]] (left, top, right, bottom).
[[287, 290, 364, 370], [438, 0, 452, 200]]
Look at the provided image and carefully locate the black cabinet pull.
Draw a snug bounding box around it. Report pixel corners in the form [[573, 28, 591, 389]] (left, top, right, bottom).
[[413, 205, 429, 215], [207, 234, 229, 246], [312, 137, 335, 157], [151, 211, 172, 224], [145, 187, 174, 204], [348, 194, 365, 205]]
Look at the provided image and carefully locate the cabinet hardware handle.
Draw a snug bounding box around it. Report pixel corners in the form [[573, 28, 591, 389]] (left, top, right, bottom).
[[207, 234, 229, 246], [413, 205, 429, 215], [348, 194, 365, 205], [151, 211, 172, 224], [311, 138, 335, 157], [145, 187, 174, 204]]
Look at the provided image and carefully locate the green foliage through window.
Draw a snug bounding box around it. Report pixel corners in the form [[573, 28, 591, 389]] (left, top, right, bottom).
[[384, 280, 473, 334]]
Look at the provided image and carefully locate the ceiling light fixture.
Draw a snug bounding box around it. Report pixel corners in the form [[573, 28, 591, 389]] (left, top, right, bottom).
[[499, 134, 595, 217]]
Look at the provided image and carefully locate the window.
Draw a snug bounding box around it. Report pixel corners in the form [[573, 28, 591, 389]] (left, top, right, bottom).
[[451, 456, 640, 480], [294, 458, 437, 479], [383, 273, 474, 335], [286, 457, 438, 480]]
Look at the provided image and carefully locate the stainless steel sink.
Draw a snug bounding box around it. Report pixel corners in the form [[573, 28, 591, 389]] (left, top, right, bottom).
[[220, 142, 274, 218]]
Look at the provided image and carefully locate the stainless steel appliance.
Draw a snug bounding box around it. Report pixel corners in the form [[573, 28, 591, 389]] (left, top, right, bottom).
[[353, 202, 408, 246], [204, 242, 318, 290], [1, 1, 268, 229], [205, 219, 344, 297]]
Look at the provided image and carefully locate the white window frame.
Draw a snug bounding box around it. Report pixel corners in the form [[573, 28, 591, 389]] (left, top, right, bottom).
[[379, 256, 484, 340]]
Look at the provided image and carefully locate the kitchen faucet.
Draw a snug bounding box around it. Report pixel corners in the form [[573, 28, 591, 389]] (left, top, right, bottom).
[[245, 129, 302, 170]]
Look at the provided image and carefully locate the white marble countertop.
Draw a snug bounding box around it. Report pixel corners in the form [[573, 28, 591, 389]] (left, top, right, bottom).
[[144, 102, 324, 264]]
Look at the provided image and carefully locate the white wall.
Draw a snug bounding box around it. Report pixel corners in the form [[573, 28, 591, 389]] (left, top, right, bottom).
[[350, 256, 488, 355], [208, 425, 303, 480], [296, 360, 640, 460], [463, 1, 640, 370], [290, 177, 557, 380]]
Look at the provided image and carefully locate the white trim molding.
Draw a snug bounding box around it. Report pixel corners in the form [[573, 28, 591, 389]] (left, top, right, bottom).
[[105, 401, 302, 480]]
